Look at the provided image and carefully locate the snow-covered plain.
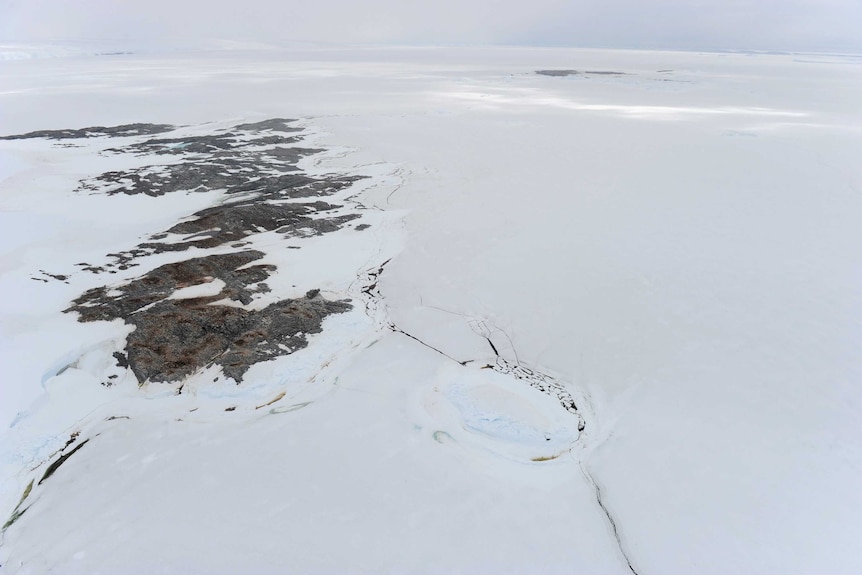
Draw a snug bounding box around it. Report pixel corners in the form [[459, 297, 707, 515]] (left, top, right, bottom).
[[1, 46, 861, 574]]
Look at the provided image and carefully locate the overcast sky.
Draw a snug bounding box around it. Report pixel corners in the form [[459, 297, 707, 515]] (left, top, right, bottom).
[[1, 0, 860, 52]]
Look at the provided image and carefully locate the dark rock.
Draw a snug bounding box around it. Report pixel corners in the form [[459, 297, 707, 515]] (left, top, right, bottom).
[[17, 118, 369, 386], [68, 250, 350, 384], [0, 123, 175, 141], [113, 352, 129, 368], [535, 69, 627, 77], [233, 118, 302, 132], [536, 70, 580, 77], [39, 440, 90, 485]]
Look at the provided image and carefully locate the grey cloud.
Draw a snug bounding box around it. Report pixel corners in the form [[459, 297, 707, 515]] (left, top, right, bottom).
[[0, 0, 859, 52]]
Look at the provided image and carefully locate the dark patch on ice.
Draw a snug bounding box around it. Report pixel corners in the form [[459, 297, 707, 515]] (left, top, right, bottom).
[[535, 70, 628, 77], [233, 118, 304, 133], [103, 121, 302, 157], [59, 432, 80, 452], [493, 358, 581, 418], [2, 480, 33, 532], [10, 118, 365, 385], [77, 125, 361, 208], [42, 271, 68, 281], [39, 439, 90, 485], [536, 69, 579, 76], [0, 123, 174, 141], [32, 270, 69, 283], [113, 351, 129, 368], [76, 263, 107, 274], [68, 250, 351, 383], [136, 202, 359, 254], [83, 160, 360, 198], [71, 251, 274, 320], [96, 201, 360, 276], [355, 223, 371, 231], [70, 121, 363, 274], [110, 133, 249, 156]]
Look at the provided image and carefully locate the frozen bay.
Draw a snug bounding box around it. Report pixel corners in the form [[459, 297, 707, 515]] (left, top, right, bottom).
[[1, 46, 861, 573]]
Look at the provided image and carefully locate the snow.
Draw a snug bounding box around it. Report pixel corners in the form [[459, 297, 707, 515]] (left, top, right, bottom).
[[1, 46, 862, 574]]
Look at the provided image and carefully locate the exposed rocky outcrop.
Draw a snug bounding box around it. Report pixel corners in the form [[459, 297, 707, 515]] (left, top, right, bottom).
[[535, 70, 627, 77], [68, 248, 351, 384], [0, 123, 175, 140], [37, 119, 369, 385]]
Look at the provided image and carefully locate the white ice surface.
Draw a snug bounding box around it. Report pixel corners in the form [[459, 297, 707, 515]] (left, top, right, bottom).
[[1, 47, 861, 574]]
